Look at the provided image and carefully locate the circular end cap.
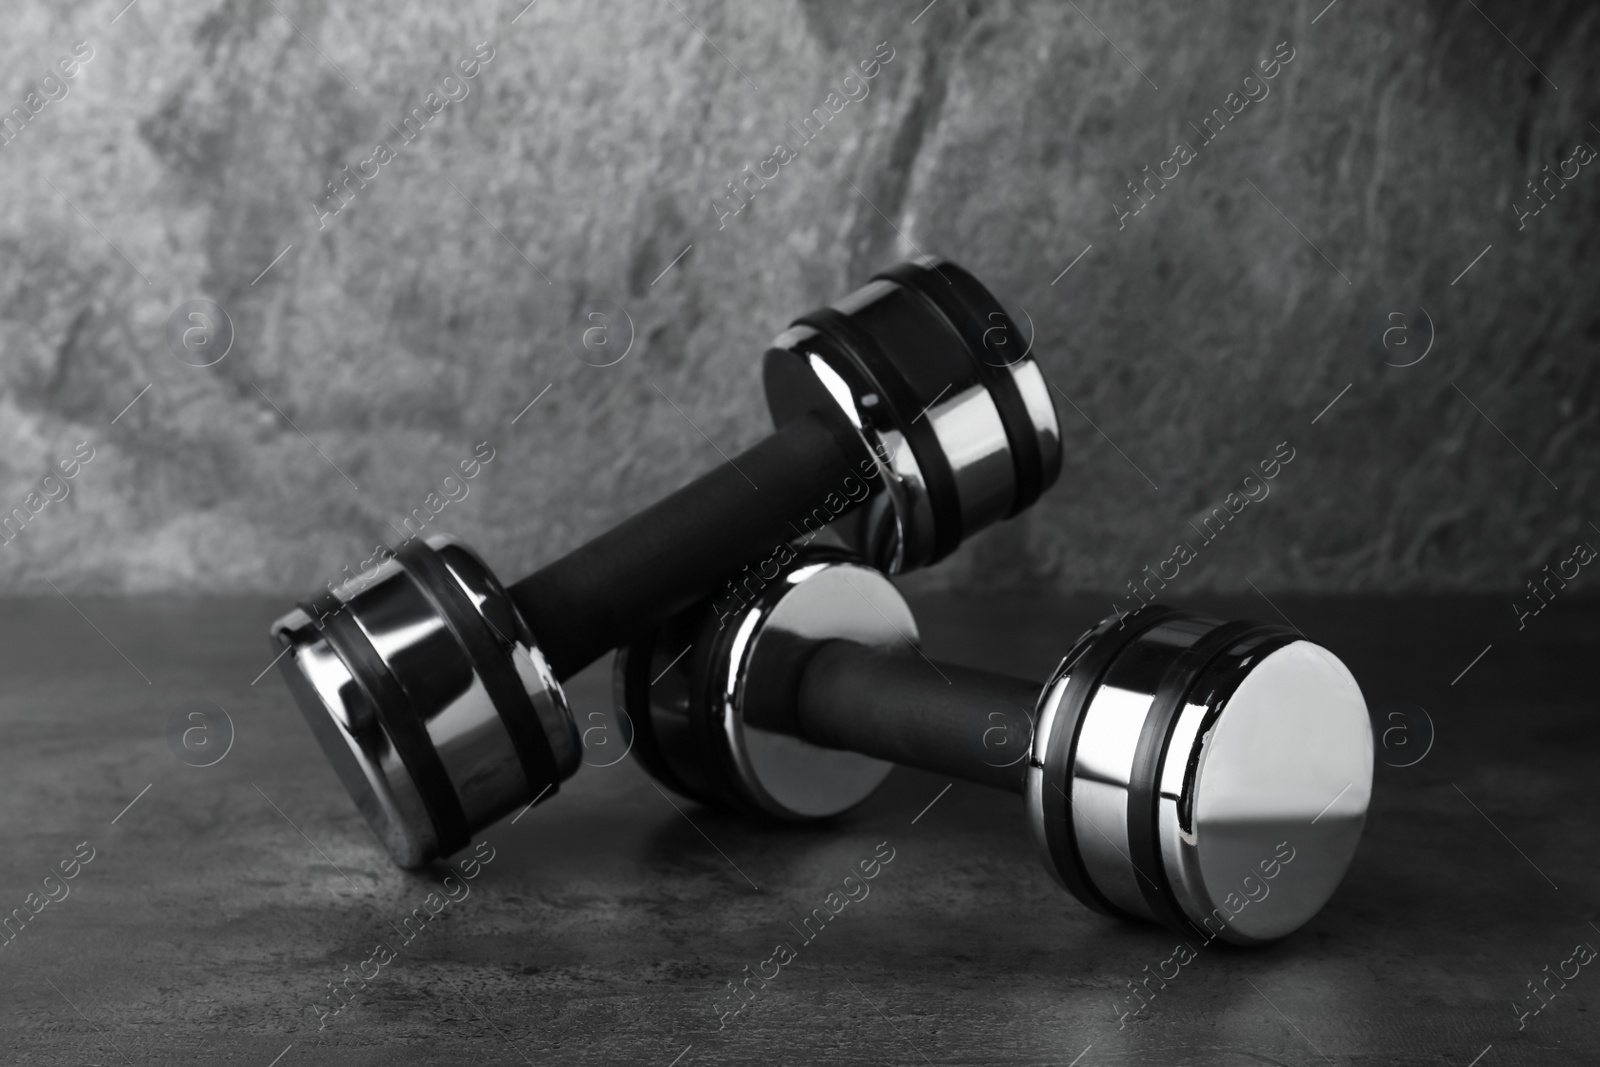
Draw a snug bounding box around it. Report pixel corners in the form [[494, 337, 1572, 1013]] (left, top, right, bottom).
[[269, 536, 578, 868], [1027, 609, 1372, 945], [762, 257, 1062, 573], [615, 547, 909, 820], [1175, 640, 1374, 943]]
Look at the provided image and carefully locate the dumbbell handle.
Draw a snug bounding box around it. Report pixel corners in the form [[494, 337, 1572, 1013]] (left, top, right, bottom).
[[509, 412, 866, 680], [795, 640, 1039, 793]]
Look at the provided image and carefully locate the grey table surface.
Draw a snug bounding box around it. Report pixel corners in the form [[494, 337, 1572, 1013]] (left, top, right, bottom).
[[0, 590, 1595, 1066]]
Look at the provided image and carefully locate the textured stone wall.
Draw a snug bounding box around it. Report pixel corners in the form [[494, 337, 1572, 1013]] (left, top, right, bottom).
[[1, 0, 1595, 596]]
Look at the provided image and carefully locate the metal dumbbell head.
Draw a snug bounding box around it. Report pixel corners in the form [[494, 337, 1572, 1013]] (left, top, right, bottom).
[[272, 260, 1060, 869], [615, 548, 907, 820], [271, 536, 579, 868], [1027, 607, 1373, 945], [766, 258, 1061, 573], [620, 550, 1374, 944]]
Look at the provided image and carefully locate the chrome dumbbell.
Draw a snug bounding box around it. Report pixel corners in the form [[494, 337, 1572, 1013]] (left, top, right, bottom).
[[617, 548, 1374, 945], [272, 259, 1062, 868]]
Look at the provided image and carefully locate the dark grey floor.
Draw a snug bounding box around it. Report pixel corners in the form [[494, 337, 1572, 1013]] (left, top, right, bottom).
[[1, 591, 1595, 1065]]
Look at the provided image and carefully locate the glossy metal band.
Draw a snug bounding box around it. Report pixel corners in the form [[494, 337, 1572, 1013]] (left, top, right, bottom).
[[393, 540, 562, 812], [299, 585, 472, 857], [871, 259, 1049, 517], [1123, 620, 1292, 933], [617, 551, 905, 821], [1027, 605, 1177, 920], [763, 257, 1062, 573], [1028, 607, 1372, 945], [271, 536, 578, 868]]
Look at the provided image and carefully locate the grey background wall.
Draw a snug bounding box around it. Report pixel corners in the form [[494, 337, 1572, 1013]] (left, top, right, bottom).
[[1, 0, 1595, 598]]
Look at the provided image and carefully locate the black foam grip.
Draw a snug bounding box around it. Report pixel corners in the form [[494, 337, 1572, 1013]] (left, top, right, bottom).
[[395, 541, 561, 810], [509, 411, 868, 681], [1123, 620, 1281, 934], [873, 261, 1047, 516], [301, 591, 471, 856], [794, 641, 1040, 794]]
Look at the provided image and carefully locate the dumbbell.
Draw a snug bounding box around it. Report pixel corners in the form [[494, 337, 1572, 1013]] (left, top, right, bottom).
[[271, 259, 1062, 868], [617, 548, 1374, 945]]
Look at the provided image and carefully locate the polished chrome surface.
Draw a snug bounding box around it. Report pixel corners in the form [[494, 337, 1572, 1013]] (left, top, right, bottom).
[[1025, 667, 1074, 885], [638, 555, 908, 819], [1160, 640, 1372, 944], [765, 327, 931, 572], [272, 603, 438, 866], [1008, 358, 1062, 487], [762, 261, 1060, 573], [1071, 613, 1218, 918], [827, 268, 1008, 530], [270, 535, 578, 867], [1027, 613, 1372, 944], [1069, 682, 1160, 914], [926, 381, 1013, 539]]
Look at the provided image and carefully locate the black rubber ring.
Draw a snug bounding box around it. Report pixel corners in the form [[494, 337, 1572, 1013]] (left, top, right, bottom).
[[1039, 603, 1177, 921], [796, 306, 965, 563], [1124, 619, 1282, 934], [395, 541, 561, 814], [301, 589, 471, 856], [873, 262, 1045, 517], [616, 622, 705, 805]]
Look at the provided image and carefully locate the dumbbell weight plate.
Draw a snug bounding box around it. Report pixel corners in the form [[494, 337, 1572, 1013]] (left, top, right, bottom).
[[272, 536, 578, 868], [1029, 609, 1374, 945], [764, 259, 1061, 573], [616, 551, 908, 820]]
